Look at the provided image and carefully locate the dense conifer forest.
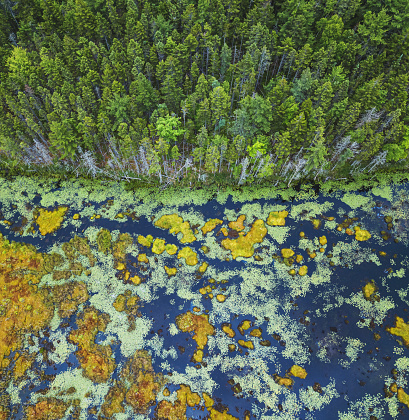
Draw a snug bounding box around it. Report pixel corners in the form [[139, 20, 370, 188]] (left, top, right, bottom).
[[0, 0, 408, 190]]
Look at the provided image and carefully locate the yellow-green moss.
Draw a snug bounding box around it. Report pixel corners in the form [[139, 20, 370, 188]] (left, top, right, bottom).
[[201, 218, 223, 235], [221, 219, 267, 259], [228, 215, 246, 231], [177, 247, 198, 266], [386, 316, 409, 347], [154, 214, 197, 243], [137, 234, 154, 247], [34, 206, 68, 235], [289, 365, 307, 379], [152, 238, 166, 254], [266, 210, 289, 226]]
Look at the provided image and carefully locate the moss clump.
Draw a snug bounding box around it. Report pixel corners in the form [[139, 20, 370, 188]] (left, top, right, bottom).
[[0, 233, 54, 375], [250, 328, 262, 338], [164, 266, 177, 277], [274, 375, 294, 387], [100, 383, 126, 418], [177, 246, 198, 266], [68, 307, 116, 383], [289, 365, 307, 379], [42, 252, 65, 273], [355, 228, 371, 241], [238, 339, 254, 349], [121, 349, 167, 414], [363, 281, 377, 300], [398, 388, 409, 408], [112, 233, 133, 264], [298, 265, 308, 276], [228, 215, 246, 231], [152, 238, 166, 254], [201, 218, 223, 235], [156, 384, 201, 419], [52, 281, 89, 318], [176, 311, 215, 351], [221, 219, 267, 259], [238, 320, 252, 335], [386, 316, 409, 347], [97, 228, 112, 255], [154, 214, 197, 243], [137, 234, 154, 247], [221, 323, 235, 338], [281, 248, 295, 258], [165, 243, 178, 255], [198, 262, 209, 274], [34, 206, 68, 235], [25, 398, 70, 420], [266, 210, 289, 226]]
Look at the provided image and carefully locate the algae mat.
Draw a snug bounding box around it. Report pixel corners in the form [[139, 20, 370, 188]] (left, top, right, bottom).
[[1, 176, 409, 419]]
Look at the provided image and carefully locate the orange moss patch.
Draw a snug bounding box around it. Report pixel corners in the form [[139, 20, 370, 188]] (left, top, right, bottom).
[[175, 311, 215, 349], [0, 233, 54, 373], [68, 235, 96, 267], [0, 405, 10, 420], [156, 384, 201, 419], [221, 219, 267, 259], [13, 351, 35, 380], [266, 210, 288, 226], [155, 214, 197, 243], [52, 281, 89, 318], [121, 349, 167, 414], [100, 382, 126, 418], [68, 307, 116, 383], [228, 215, 246, 231], [25, 398, 70, 420], [156, 399, 187, 420], [34, 206, 68, 235], [386, 316, 409, 347], [201, 219, 223, 235]]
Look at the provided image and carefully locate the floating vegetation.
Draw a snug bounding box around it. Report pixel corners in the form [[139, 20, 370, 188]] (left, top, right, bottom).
[[1, 175, 409, 418]]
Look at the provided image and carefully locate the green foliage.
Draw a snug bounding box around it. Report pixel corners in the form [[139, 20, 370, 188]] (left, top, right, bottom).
[[0, 0, 407, 190], [155, 115, 185, 146]]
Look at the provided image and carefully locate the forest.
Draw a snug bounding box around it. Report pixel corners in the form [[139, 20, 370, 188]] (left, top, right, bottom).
[[0, 0, 408, 191]]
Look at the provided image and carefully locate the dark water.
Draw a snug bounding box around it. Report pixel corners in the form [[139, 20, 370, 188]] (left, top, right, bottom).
[[1, 178, 409, 419]]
